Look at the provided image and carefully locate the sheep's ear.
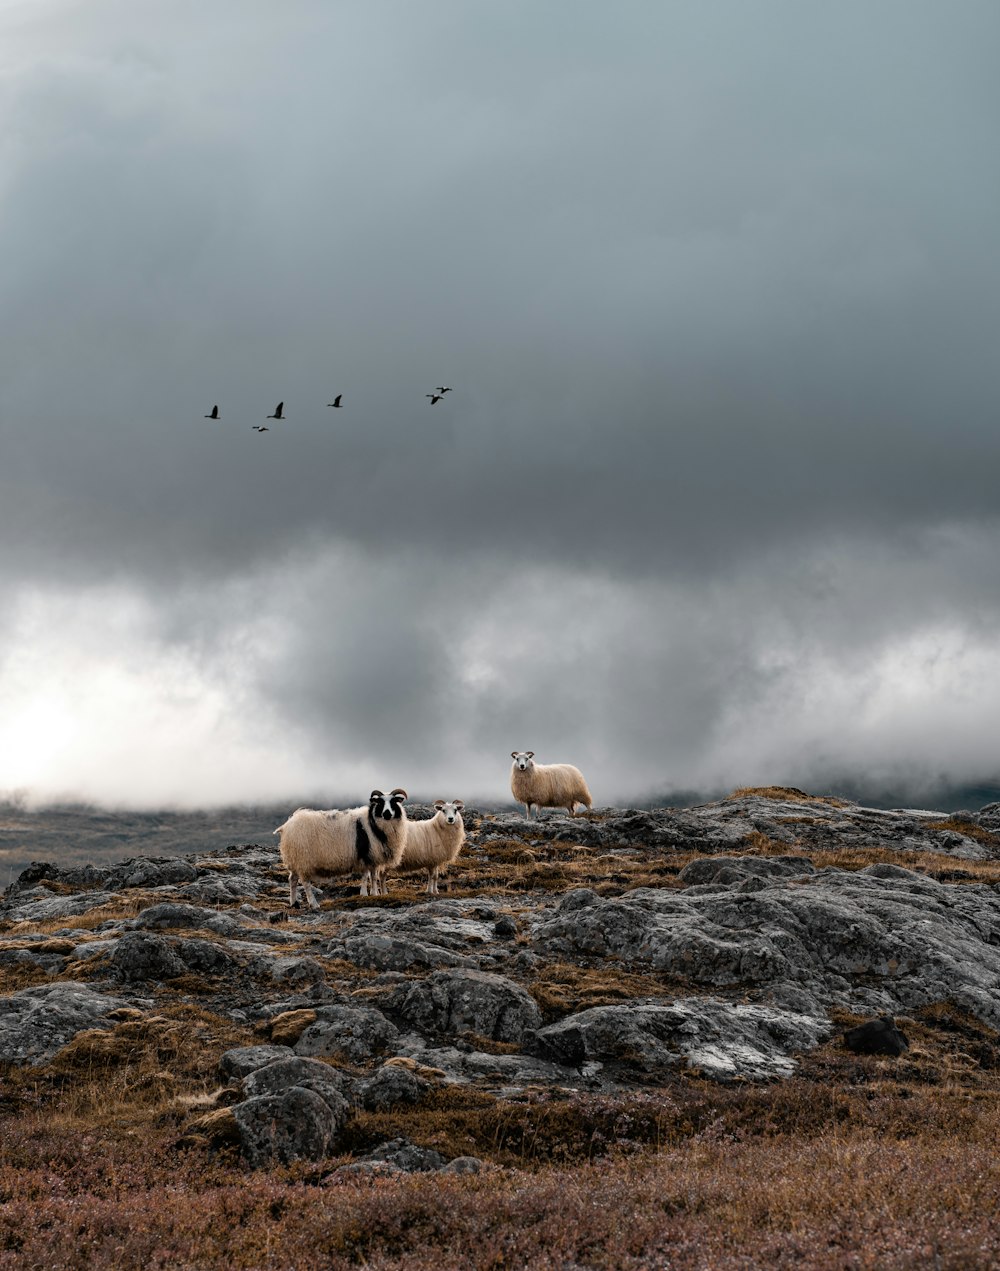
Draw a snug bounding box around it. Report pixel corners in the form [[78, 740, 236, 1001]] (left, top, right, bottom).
[[369, 790, 384, 802], [434, 800, 445, 809], [390, 787, 407, 801], [526, 751, 535, 758], [454, 800, 465, 810], [511, 752, 518, 759]]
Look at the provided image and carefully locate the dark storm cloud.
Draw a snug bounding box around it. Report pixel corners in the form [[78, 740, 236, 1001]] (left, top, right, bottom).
[[2, 2, 999, 805]]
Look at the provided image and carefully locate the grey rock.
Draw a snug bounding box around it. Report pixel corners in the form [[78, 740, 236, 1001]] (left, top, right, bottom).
[[267, 956, 326, 986], [294, 1006, 399, 1062], [677, 855, 814, 887], [0, 983, 127, 1066], [401, 1044, 566, 1086], [356, 1064, 429, 1110], [386, 969, 542, 1045], [241, 1056, 353, 1108], [329, 933, 476, 972], [536, 999, 830, 1081], [0, 947, 66, 974], [218, 1044, 294, 1081], [111, 932, 187, 982], [356, 1138, 445, 1172], [175, 937, 239, 975], [440, 1155, 484, 1175], [131, 903, 238, 935], [532, 863, 1000, 1028], [232, 1086, 348, 1165], [107, 857, 198, 889], [3, 891, 119, 925]]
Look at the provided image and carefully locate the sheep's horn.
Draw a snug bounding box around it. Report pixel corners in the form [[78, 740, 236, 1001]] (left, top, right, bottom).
[[369, 790, 384, 801], [434, 800, 445, 809], [390, 787, 407, 800]]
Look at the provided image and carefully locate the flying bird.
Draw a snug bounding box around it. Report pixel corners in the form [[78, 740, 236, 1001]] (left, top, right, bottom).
[[426, 394, 443, 405], [434, 386, 453, 395], [252, 425, 269, 432], [267, 401, 285, 420], [327, 395, 343, 408], [204, 404, 219, 419]]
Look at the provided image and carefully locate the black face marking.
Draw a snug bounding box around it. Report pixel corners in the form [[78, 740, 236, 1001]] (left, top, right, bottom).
[[354, 818, 374, 866], [367, 807, 390, 847]]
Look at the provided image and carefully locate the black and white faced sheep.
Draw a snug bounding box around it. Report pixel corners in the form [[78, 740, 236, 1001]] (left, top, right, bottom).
[[273, 788, 409, 908], [510, 752, 593, 819], [393, 800, 466, 895]]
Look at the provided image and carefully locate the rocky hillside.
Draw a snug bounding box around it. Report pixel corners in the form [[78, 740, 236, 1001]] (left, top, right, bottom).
[[2, 788, 1000, 1266]]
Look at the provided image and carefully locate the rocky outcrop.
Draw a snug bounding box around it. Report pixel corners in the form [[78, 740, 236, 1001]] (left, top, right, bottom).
[[3, 791, 1000, 1165], [531, 863, 1000, 1026]]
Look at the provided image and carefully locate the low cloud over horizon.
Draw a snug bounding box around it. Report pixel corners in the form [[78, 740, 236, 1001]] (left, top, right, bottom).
[[2, 3, 999, 811]]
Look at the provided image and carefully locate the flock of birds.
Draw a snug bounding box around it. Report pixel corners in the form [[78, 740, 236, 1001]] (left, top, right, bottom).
[[202, 386, 454, 433]]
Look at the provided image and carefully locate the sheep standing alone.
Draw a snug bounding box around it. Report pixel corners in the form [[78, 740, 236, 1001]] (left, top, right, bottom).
[[393, 800, 465, 895], [273, 789, 408, 908], [510, 752, 592, 819]]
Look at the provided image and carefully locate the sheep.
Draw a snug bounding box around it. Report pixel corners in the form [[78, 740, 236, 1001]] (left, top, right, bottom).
[[392, 800, 465, 894], [272, 788, 408, 908], [510, 751, 592, 819]]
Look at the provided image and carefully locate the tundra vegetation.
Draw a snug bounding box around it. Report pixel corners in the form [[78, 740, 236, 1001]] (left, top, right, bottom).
[[2, 789, 1000, 1269]]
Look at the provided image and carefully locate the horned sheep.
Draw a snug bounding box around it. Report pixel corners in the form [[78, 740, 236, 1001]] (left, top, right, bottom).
[[273, 788, 408, 908], [393, 800, 465, 894], [510, 752, 592, 819]]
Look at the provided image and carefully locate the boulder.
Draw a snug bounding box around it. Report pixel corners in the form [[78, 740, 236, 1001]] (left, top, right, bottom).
[[241, 1055, 353, 1105], [111, 932, 187, 982], [0, 983, 127, 1066], [294, 1006, 399, 1063], [536, 999, 830, 1081], [231, 1086, 348, 1165], [356, 1064, 429, 1111], [218, 1044, 294, 1081], [385, 969, 542, 1045]]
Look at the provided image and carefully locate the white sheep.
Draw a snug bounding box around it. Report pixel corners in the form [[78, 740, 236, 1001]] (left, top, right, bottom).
[[272, 788, 408, 908], [393, 800, 466, 894], [510, 752, 592, 819]]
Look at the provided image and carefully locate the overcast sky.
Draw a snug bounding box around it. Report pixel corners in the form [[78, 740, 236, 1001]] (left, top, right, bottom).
[[1, 1, 999, 809]]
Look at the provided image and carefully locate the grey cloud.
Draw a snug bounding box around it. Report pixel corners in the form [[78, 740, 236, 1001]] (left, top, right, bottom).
[[1, 2, 999, 806]]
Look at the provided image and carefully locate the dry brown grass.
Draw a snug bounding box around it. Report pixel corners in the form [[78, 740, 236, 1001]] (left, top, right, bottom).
[[726, 785, 850, 807], [935, 816, 1000, 849], [0, 1001, 254, 1127], [528, 961, 681, 1021]]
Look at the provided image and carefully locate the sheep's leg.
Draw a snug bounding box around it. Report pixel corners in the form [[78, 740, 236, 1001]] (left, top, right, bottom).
[[302, 880, 319, 911], [425, 869, 434, 895], [360, 870, 371, 897], [523, 803, 532, 819], [288, 871, 299, 908]]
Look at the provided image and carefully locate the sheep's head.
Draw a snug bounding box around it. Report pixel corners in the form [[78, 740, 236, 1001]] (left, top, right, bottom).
[[511, 751, 535, 771], [433, 799, 465, 825], [370, 788, 407, 821]]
